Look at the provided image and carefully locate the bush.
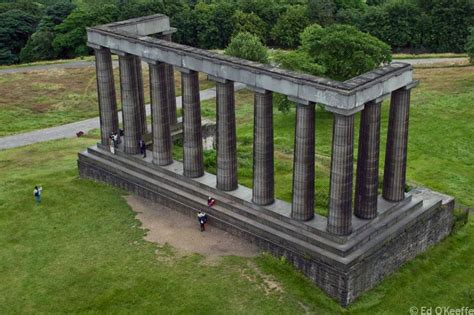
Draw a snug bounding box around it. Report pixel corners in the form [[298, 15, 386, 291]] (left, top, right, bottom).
[[225, 32, 269, 64]]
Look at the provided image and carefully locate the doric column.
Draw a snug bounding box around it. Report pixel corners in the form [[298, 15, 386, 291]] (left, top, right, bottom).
[[355, 101, 382, 219], [94, 47, 119, 146], [161, 34, 177, 125], [149, 62, 172, 166], [383, 85, 413, 202], [181, 69, 204, 178], [118, 54, 141, 154], [291, 102, 315, 221], [327, 114, 354, 235], [133, 56, 147, 135], [216, 79, 238, 191], [252, 89, 274, 205]]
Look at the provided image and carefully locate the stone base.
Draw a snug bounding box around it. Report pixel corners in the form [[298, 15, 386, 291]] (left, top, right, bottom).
[[77, 145, 454, 306]]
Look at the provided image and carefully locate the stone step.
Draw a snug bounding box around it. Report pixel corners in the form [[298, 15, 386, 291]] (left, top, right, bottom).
[[83, 146, 428, 257], [78, 151, 348, 267], [85, 146, 350, 255]]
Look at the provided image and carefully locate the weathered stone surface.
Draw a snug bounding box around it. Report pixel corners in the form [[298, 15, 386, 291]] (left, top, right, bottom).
[[252, 90, 274, 205], [149, 62, 173, 165], [291, 103, 315, 221], [95, 47, 119, 145], [383, 87, 411, 201], [161, 33, 178, 125], [133, 56, 147, 135], [355, 101, 381, 219], [181, 70, 204, 178], [118, 54, 141, 154], [328, 114, 354, 235], [216, 80, 238, 191]]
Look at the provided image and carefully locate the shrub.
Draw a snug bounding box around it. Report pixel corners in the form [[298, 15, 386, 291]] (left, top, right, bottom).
[[225, 32, 269, 64], [466, 27, 474, 64]]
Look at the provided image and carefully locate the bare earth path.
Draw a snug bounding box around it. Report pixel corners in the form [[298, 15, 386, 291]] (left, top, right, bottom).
[[126, 195, 259, 262]]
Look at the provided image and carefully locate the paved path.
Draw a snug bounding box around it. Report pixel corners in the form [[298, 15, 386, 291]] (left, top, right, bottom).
[[393, 57, 467, 65], [0, 83, 245, 150]]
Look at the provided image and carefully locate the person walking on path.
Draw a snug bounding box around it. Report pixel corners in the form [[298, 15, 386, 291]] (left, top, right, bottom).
[[34, 186, 42, 204], [139, 139, 147, 158], [197, 210, 208, 232]]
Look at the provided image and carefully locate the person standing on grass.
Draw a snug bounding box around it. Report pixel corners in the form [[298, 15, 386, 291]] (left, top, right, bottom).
[[34, 186, 42, 204], [139, 139, 146, 158]]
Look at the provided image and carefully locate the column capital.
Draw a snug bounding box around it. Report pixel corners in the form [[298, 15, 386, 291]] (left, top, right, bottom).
[[402, 80, 419, 90], [207, 75, 231, 84], [246, 85, 269, 94], [325, 105, 363, 116], [287, 95, 313, 105], [176, 66, 195, 74], [110, 49, 129, 57]]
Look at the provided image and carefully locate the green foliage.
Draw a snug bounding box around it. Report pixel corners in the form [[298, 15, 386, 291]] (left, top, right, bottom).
[[466, 27, 474, 64], [273, 50, 326, 76], [0, 9, 40, 64], [271, 5, 310, 48], [301, 24, 391, 80], [193, 1, 235, 49], [308, 0, 336, 26], [225, 32, 269, 64], [52, 5, 119, 58], [231, 10, 267, 43], [20, 0, 76, 63]]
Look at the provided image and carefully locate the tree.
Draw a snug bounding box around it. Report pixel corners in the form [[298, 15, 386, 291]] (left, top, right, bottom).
[[224, 32, 269, 64], [193, 2, 235, 49], [300, 24, 391, 80], [424, 0, 474, 52], [20, 1, 76, 63], [52, 5, 119, 58], [308, 0, 336, 26], [271, 5, 310, 48], [0, 9, 39, 64], [231, 10, 267, 43], [466, 27, 474, 64]]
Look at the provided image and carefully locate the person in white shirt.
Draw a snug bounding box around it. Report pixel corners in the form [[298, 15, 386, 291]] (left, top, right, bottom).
[[34, 186, 42, 204], [197, 211, 208, 232]]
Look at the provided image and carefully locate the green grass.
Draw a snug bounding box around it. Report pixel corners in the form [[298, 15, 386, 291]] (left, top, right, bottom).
[[0, 134, 472, 313], [0, 68, 213, 137], [0, 56, 96, 70], [393, 53, 468, 59]]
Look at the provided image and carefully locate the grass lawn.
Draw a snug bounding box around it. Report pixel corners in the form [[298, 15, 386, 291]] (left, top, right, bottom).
[[0, 63, 472, 312], [0, 134, 472, 313], [0, 66, 213, 137]]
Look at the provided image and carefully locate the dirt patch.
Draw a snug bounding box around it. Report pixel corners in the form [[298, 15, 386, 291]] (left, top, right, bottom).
[[240, 261, 284, 296], [126, 195, 259, 263]]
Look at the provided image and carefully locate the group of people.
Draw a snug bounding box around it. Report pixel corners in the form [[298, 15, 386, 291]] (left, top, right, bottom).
[[197, 197, 216, 232], [108, 131, 147, 159]]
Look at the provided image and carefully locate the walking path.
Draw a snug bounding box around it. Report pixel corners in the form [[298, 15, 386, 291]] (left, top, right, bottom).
[[0, 82, 245, 150]]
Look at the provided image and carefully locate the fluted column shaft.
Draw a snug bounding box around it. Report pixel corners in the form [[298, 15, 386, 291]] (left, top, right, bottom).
[[216, 80, 238, 191], [119, 54, 141, 154], [291, 103, 315, 221], [149, 62, 173, 166], [355, 101, 382, 219], [252, 90, 274, 205], [181, 70, 204, 177], [383, 87, 411, 201], [132, 56, 147, 136], [328, 114, 354, 235], [95, 47, 119, 146], [161, 34, 177, 125]]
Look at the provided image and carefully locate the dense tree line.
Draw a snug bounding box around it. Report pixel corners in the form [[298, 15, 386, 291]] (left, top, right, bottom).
[[0, 0, 473, 65]]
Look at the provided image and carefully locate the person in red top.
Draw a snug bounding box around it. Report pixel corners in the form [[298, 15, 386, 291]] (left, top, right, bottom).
[[207, 196, 216, 209]]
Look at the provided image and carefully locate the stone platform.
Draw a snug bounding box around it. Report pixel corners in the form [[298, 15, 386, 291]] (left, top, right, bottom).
[[78, 145, 454, 306]]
